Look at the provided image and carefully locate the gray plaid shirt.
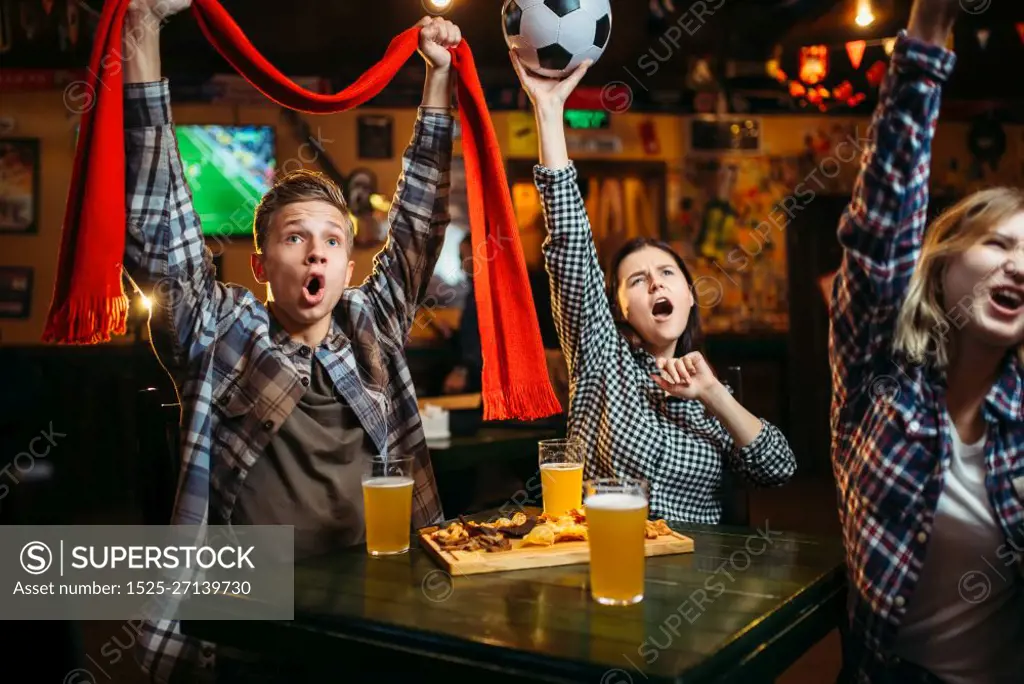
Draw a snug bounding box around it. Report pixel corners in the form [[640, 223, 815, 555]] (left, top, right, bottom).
[[536, 162, 796, 523], [123, 79, 452, 681]]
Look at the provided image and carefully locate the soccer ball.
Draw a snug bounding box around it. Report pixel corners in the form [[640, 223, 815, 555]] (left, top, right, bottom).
[[502, 0, 612, 78]]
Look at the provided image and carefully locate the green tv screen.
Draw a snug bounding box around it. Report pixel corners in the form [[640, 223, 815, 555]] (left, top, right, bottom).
[[174, 125, 276, 237]]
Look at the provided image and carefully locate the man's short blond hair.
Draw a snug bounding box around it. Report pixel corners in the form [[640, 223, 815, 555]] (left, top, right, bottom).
[[252, 169, 353, 253]]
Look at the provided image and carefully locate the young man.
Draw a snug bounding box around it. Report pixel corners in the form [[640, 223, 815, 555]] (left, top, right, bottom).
[[122, 1, 460, 680]]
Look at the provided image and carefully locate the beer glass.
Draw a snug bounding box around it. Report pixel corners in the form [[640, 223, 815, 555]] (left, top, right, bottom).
[[584, 477, 649, 606], [538, 438, 584, 516], [362, 455, 415, 556]]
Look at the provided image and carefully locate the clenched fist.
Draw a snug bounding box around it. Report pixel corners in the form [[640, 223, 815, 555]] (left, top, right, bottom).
[[652, 352, 720, 402], [417, 15, 462, 71]]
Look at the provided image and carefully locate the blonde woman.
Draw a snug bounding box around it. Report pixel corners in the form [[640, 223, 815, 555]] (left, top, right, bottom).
[[829, 1, 1024, 682]]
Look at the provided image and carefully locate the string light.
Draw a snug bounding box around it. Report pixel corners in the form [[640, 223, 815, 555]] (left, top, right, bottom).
[[855, 0, 875, 27], [424, 0, 453, 13]]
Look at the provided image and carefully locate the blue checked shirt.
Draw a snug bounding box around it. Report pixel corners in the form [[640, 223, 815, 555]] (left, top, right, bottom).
[[829, 32, 1024, 683], [535, 162, 796, 523], [122, 79, 452, 682]]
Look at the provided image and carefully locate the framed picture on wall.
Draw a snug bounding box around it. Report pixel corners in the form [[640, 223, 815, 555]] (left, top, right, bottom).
[[357, 115, 393, 160], [0, 266, 33, 319], [0, 138, 40, 234]]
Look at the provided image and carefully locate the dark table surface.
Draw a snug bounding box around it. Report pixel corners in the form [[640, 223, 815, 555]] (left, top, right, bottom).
[[183, 508, 847, 684]]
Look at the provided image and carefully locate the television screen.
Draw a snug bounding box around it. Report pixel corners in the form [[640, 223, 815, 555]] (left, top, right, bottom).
[[173, 125, 276, 237]]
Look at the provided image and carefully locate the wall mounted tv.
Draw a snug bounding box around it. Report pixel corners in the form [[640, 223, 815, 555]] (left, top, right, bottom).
[[173, 125, 276, 237]]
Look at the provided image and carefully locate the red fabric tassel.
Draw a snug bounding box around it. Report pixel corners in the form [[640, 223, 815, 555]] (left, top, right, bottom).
[[43, 0, 561, 422]]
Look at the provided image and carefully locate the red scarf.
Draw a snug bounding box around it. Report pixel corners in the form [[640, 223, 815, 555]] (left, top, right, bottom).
[[43, 0, 560, 422]]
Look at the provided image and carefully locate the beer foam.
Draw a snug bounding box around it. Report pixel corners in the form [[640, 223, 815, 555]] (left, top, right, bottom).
[[363, 476, 414, 488], [584, 492, 647, 511], [540, 462, 583, 470]]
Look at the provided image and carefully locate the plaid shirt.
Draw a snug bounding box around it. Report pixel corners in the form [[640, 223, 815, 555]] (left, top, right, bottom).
[[122, 80, 452, 682], [829, 32, 1024, 683], [535, 163, 796, 523]]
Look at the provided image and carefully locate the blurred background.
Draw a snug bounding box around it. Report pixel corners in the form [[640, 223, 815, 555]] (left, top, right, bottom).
[[1, 0, 1022, 681]]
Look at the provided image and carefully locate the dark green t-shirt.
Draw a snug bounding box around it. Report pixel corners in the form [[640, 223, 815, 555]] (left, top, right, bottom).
[[231, 359, 377, 559]]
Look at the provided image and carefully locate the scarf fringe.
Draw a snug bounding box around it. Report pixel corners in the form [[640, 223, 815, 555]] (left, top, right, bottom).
[[482, 383, 562, 422], [42, 295, 129, 345]]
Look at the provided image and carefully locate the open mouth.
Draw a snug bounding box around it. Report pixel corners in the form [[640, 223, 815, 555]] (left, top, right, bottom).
[[990, 286, 1023, 313], [652, 297, 674, 319], [302, 274, 326, 305]]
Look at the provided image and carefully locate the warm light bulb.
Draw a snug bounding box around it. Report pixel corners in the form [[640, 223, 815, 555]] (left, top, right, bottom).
[[428, 0, 452, 9], [855, 0, 875, 27], [141, 295, 152, 311]]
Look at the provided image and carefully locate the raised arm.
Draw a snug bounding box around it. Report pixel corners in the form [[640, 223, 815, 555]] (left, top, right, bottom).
[[511, 54, 618, 378], [358, 17, 458, 345], [830, 4, 957, 384], [122, 1, 239, 377]]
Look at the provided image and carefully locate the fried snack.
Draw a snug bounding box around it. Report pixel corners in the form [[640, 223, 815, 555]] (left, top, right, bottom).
[[510, 512, 528, 526], [433, 522, 469, 547], [553, 523, 588, 542], [644, 519, 674, 539], [521, 524, 556, 547]]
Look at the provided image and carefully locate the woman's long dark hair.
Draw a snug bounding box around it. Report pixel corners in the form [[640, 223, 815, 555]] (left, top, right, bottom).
[[606, 237, 704, 359]]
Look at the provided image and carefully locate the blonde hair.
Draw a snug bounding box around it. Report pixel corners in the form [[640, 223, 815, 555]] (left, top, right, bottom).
[[894, 187, 1024, 368], [253, 169, 353, 253]]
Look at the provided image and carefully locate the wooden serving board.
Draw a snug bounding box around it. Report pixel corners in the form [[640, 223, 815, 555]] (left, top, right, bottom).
[[417, 529, 695, 576]]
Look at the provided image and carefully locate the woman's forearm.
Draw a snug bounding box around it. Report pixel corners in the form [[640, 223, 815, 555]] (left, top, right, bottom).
[[702, 382, 763, 448], [535, 103, 569, 170]]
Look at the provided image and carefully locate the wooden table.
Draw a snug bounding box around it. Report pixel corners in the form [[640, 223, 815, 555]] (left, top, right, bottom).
[[183, 509, 846, 683]]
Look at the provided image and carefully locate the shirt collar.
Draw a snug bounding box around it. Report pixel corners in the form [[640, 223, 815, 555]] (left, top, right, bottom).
[[983, 352, 1024, 424], [267, 305, 348, 355]]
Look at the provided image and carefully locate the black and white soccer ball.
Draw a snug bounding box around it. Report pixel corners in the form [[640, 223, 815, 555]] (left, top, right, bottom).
[[502, 0, 612, 78]]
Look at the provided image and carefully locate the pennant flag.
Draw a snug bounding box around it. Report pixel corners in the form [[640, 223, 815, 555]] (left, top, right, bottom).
[[846, 40, 866, 69], [976, 28, 990, 50]]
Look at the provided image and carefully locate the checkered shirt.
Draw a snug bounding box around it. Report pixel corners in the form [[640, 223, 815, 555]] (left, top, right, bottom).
[[122, 79, 452, 682], [534, 162, 796, 523], [828, 32, 1024, 682]]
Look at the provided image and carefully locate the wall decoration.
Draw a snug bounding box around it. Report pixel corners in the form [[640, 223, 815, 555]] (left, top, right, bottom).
[[0, 137, 40, 234], [1, 0, 96, 66], [845, 40, 866, 69], [799, 45, 829, 85], [0, 266, 33, 319], [968, 115, 1007, 174], [345, 168, 388, 247], [357, 115, 393, 160], [678, 155, 802, 333]]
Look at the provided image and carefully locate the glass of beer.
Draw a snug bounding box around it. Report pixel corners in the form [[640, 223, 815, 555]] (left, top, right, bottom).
[[584, 477, 649, 606], [362, 455, 415, 556], [539, 438, 584, 517]]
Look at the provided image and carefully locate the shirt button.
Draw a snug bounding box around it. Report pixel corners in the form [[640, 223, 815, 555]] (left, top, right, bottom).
[[263, 420, 273, 430], [916, 531, 928, 544], [299, 346, 310, 357], [861, 496, 870, 507], [894, 595, 906, 608], [301, 376, 310, 387], [909, 420, 920, 432]]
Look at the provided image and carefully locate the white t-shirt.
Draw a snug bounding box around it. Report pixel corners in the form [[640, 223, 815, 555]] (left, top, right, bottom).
[[894, 419, 1024, 684]]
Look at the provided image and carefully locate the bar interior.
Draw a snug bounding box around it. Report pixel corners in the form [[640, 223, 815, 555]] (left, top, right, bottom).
[[1, 0, 1022, 682]]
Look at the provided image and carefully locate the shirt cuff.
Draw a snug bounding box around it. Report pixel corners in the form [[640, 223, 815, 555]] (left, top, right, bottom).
[[124, 78, 172, 129], [533, 161, 577, 187], [892, 29, 957, 83]]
